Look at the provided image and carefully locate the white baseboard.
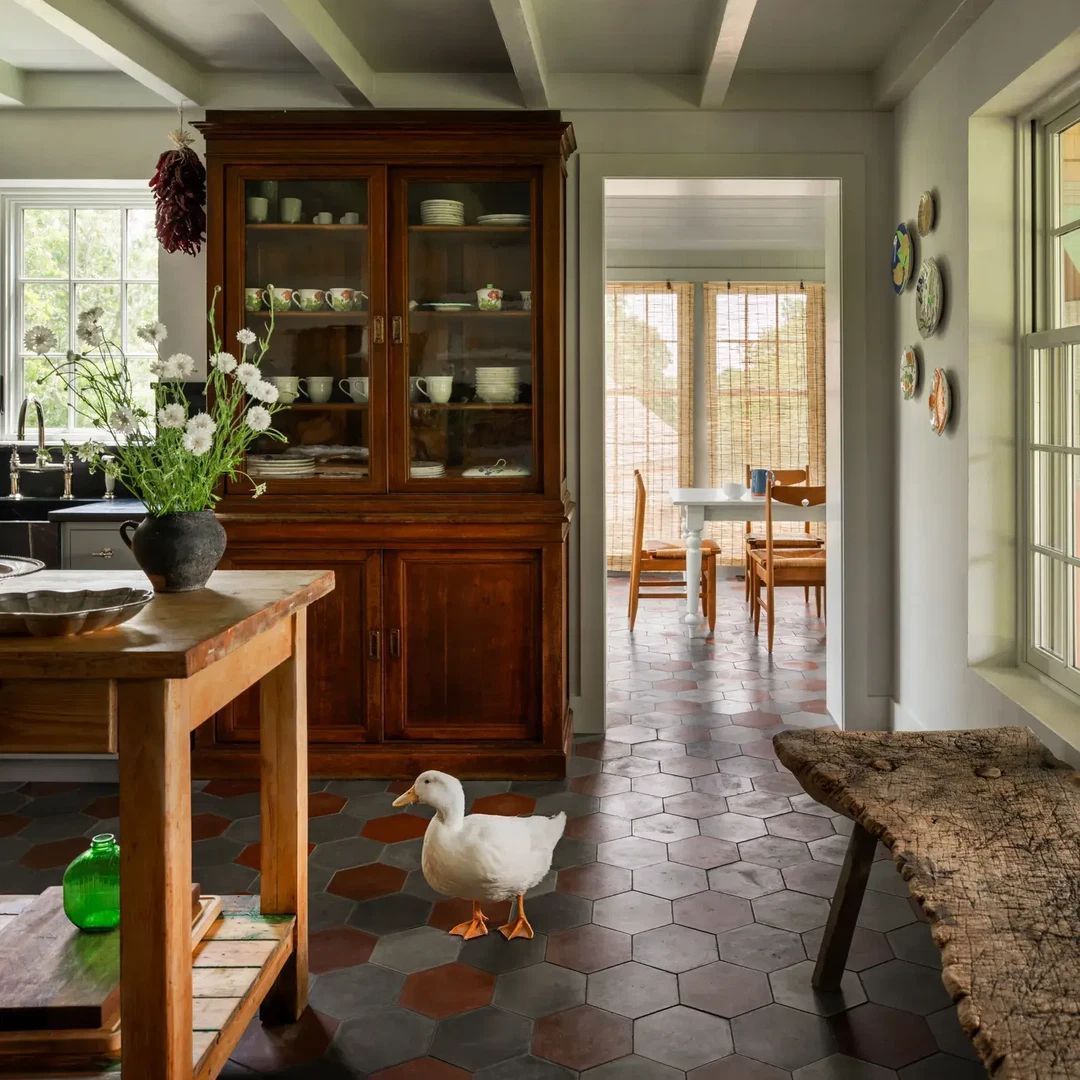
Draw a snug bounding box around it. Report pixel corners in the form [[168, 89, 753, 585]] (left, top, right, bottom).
[[889, 700, 924, 731]]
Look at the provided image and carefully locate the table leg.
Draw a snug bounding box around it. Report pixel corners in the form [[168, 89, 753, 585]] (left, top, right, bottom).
[[683, 507, 705, 625], [259, 610, 309, 1023], [118, 679, 192, 1080], [812, 822, 877, 990]]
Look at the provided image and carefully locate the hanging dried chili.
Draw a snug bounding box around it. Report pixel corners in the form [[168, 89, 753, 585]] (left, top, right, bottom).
[[149, 126, 206, 257]]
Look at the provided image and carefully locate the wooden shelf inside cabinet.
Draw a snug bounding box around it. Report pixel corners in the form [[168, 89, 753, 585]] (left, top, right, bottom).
[[247, 311, 369, 322], [287, 403, 369, 411], [246, 224, 369, 231], [409, 225, 530, 233], [409, 310, 531, 319], [411, 402, 531, 410]]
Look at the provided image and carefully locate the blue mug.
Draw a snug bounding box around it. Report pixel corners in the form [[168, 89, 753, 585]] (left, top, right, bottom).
[[750, 468, 770, 496]]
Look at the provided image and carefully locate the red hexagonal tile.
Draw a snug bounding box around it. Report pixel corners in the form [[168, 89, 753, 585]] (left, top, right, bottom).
[[236, 841, 315, 871], [20, 781, 81, 796], [327, 862, 408, 901], [20, 836, 89, 870], [386, 779, 414, 794], [777, 660, 818, 671], [557, 862, 631, 900], [829, 1002, 937, 1069], [309, 926, 377, 974], [399, 962, 495, 1018], [731, 711, 781, 728], [653, 679, 698, 692], [84, 795, 120, 819], [546, 924, 631, 973], [361, 814, 429, 843], [566, 813, 632, 842], [203, 779, 260, 798], [429, 896, 512, 932], [532, 1004, 632, 1071], [370, 1061, 470, 1080], [0, 814, 29, 838], [653, 660, 695, 671], [309, 792, 347, 817], [231, 1007, 337, 1072], [801, 679, 828, 691], [802, 699, 831, 714], [192, 813, 231, 841], [471, 793, 536, 816]]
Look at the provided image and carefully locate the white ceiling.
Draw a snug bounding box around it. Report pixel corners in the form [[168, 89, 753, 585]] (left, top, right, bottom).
[[0, 0, 112, 70], [605, 178, 828, 253]]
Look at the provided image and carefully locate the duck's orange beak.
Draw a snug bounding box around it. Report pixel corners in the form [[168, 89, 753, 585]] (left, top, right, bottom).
[[392, 786, 418, 807]]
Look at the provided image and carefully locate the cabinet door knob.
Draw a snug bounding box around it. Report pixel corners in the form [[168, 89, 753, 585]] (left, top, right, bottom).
[[368, 630, 381, 660], [392, 316, 403, 344], [372, 315, 385, 345], [92, 548, 114, 559], [389, 629, 401, 658]]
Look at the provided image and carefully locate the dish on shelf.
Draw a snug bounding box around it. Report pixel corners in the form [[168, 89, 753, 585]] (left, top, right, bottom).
[[284, 444, 369, 461], [915, 258, 943, 338], [476, 214, 529, 226], [410, 461, 446, 478], [461, 458, 531, 477], [420, 199, 465, 226], [474, 366, 520, 404], [425, 302, 474, 310], [0, 587, 153, 637]]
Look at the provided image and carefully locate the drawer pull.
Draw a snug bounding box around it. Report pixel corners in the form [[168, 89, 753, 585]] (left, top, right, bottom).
[[368, 630, 380, 660], [92, 547, 114, 559], [372, 315, 385, 345], [389, 629, 400, 658]]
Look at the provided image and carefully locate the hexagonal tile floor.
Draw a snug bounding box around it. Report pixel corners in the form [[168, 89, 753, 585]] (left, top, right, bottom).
[[0, 579, 986, 1077]]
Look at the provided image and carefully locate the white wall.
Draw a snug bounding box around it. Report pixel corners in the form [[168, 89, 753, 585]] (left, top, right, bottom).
[[891, 0, 1080, 757]]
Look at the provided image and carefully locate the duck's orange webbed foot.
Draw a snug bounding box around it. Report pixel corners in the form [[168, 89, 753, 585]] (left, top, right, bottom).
[[498, 895, 534, 940], [450, 900, 490, 939]]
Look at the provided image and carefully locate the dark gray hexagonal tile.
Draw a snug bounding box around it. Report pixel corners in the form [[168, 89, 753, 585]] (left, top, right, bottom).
[[668, 835, 740, 870], [791, 793, 836, 818], [603, 757, 661, 778], [717, 923, 806, 972], [20, 813, 96, 843], [690, 1054, 791, 1078], [342, 792, 401, 821], [309, 962, 405, 1019], [664, 792, 730, 819], [552, 836, 597, 870], [494, 961, 586, 1018], [868, 859, 911, 897], [509, 780, 566, 797], [369, 925, 461, 973], [861, 959, 951, 1015], [739, 836, 811, 870], [793, 1054, 896, 1079], [633, 813, 700, 843], [767, 813, 835, 842], [403, 868, 444, 901], [886, 923, 940, 969], [726, 793, 792, 819], [309, 835, 385, 870], [379, 837, 425, 871], [476, 1054, 577, 1079], [679, 960, 772, 1018], [634, 773, 693, 797], [535, 791, 600, 819], [855, 891, 918, 934], [633, 923, 718, 973], [925, 1007, 981, 1061], [597, 836, 668, 869], [348, 892, 432, 935], [731, 1004, 837, 1070], [461, 931, 549, 973], [634, 862, 709, 900], [716, 758, 778, 779], [897, 1053, 987, 1079], [525, 891, 593, 933], [587, 962, 679, 1018], [708, 860, 785, 899], [194, 862, 258, 895], [309, 814, 365, 844], [334, 1006, 435, 1074], [224, 815, 261, 844], [593, 890, 672, 934], [752, 772, 805, 797], [802, 925, 893, 973], [308, 891, 358, 932], [429, 1006, 533, 1071], [782, 860, 841, 898], [752, 890, 829, 933], [580, 1055, 683, 1078], [661, 757, 718, 778], [674, 891, 753, 934], [325, 779, 392, 799], [634, 1005, 733, 1071], [769, 961, 866, 1017], [694, 773, 756, 797], [700, 813, 768, 843]]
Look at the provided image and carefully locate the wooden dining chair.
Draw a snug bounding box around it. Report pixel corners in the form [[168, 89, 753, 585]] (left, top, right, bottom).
[[629, 470, 719, 632], [750, 479, 826, 652], [744, 464, 825, 605]]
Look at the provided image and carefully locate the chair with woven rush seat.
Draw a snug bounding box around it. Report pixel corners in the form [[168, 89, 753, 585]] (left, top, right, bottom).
[[744, 464, 824, 607], [750, 478, 826, 652], [629, 469, 718, 632]]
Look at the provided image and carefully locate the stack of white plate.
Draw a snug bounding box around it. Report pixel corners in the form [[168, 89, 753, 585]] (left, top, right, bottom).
[[476, 214, 530, 226], [410, 461, 446, 479], [247, 454, 315, 480], [474, 366, 519, 404], [420, 200, 464, 226]]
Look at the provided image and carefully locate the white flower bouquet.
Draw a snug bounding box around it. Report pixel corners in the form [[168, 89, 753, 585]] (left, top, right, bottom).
[[23, 286, 287, 515]]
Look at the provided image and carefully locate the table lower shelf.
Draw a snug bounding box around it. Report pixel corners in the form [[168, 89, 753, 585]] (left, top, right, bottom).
[[0, 895, 294, 1080]]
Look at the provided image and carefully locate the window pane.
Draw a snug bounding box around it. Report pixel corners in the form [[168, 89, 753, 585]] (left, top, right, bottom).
[[1032, 344, 1068, 446], [22, 282, 69, 352], [75, 283, 121, 345], [75, 208, 121, 279], [1031, 450, 1071, 555], [125, 355, 157, 419], [1060, 230, 1080, 327], [21, 356, 69, 428], [22, 208, 69, 278], [1060, 119, 1080, 228], [127, 207, 157, 280], [1032, 552, 1068, 661], [125, 283, 158, 350]]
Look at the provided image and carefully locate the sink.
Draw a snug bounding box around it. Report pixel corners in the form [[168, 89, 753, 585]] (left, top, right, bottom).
[[0, 498, 91, 522]]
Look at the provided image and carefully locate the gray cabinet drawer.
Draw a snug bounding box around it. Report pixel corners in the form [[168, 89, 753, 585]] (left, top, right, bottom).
[[62, 523, 141, 570]]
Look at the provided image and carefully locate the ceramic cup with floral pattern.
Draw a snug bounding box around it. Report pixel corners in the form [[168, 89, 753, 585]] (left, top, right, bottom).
[[244, 288, 263, 312], [293, 289, 325, 312], [262, 287, 295, 312], [326, 288, 355, 312]]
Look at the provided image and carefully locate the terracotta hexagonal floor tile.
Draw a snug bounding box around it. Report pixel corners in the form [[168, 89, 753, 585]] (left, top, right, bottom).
[[557, 862, 631, 900], [546, 923, 631, 973], [309, 792, 348, 817], [362, 814, 429, 843], [399, 962, 496, 1018], [386, 779, 414, 795], [533, 1004, 632, 1071], [20, 835, 89, 870], [192, 813, 231, 841], [0, 813, 29, 838], [369, 1060, 470, 1080], [471, 793, 537, 816], [203, 779, 261, 798], [230, 1007, 338, 1072], [328, 862, 409, 901], [309, 926, 377, 974], [428, 895, 513, 932], [235, 841, 315, 871], [84, 795, 120, 819]]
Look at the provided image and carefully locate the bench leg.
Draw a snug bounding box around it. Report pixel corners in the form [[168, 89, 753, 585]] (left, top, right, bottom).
[[813, 822, 877, 990]]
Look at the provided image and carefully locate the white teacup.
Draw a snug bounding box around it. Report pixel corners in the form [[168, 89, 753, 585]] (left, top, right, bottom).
[[313, 212, 333, 225], [246, 196, 268, 223], [299, 376, 333, 404], [293, 288, 325, 312], [340, 212, 360, 225], [269, 376, 301, 404], [262, 287, 294, 312], [326, 288, 355, 312], [416, 375, 453, 404], [280, 197, 302, 224], [339, 376, 369, 403], [245, 288, 263, 312]]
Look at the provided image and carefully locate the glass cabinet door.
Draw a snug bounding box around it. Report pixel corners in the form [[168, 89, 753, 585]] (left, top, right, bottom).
[[229, 168, 385, 493], [391, 172, 539, 490]]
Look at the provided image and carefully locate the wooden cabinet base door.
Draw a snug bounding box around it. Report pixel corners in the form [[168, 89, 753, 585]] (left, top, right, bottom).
[[383, 549, 543, 742]]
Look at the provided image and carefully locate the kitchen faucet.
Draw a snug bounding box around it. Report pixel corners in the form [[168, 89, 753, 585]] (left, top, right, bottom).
[[7, 397, 73, 499]]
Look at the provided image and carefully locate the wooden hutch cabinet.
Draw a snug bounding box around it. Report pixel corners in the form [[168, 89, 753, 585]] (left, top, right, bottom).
[[192, 111, 575, 779]]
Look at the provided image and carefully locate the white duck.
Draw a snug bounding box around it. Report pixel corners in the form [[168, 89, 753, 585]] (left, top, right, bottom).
[[392, 770, 565, 940]]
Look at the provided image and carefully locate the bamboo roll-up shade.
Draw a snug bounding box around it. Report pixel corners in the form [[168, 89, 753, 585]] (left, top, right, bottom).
[[605, 282, 694, 571], [704, 282, 826, 563]]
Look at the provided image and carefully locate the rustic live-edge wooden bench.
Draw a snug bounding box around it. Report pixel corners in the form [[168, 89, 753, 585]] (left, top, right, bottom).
[[774, 726, 1080, 1080]]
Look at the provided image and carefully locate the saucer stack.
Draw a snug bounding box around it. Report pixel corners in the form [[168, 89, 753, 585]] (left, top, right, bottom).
[[477, 214, 530, 226], [420, 200, 464, 226], [410, 461, 446, 479], [247, 453, 316, 480], [474, 366, 519, 404]]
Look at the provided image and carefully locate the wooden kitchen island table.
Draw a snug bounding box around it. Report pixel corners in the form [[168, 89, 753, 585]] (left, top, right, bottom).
[[0, 570, 334, 1080]]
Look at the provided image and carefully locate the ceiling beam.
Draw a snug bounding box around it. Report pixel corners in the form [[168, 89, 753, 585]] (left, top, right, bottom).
[[699, 0, 758, 109], [10, 0, 204, 105], [0, 60, 26, 106], [253, 0, 375, 107], [489, 0, 548, 109]]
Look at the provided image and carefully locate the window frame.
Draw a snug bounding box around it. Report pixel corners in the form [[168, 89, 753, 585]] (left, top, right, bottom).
[[0, 185, 157, 441]]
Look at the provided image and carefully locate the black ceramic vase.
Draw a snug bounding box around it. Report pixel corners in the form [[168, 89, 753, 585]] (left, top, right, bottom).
[[119, 511, 227, 593]]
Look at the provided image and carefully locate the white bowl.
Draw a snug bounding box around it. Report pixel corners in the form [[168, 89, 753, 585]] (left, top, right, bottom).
[[722, 482, 747, 499]]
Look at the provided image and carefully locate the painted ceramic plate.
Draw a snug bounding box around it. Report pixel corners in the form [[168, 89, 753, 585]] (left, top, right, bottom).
[[918, 191, 935, 236], [915, 258, 943, 337], [929, 367, 951, 435], [892, 223, 912, 294], [901, 345, 919, 399]]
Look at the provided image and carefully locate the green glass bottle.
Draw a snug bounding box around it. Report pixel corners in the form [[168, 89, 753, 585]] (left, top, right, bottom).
[[62, 833, 120, 932]]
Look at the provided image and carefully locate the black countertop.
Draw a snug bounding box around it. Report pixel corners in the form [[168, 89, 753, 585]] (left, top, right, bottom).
[[48, 499, 146, 522]]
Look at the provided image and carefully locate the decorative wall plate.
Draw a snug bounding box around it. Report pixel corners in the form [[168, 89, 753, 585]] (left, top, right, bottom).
[[917, 191, 935, 236], [929, 368, 951, 435], [915, 258, 943, 337], [901, 346, 919, 399], [892, 224, 912, 294]]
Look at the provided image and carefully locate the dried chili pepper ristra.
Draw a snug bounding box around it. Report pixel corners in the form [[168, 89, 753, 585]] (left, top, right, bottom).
[[150, 127, 206, 257]]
